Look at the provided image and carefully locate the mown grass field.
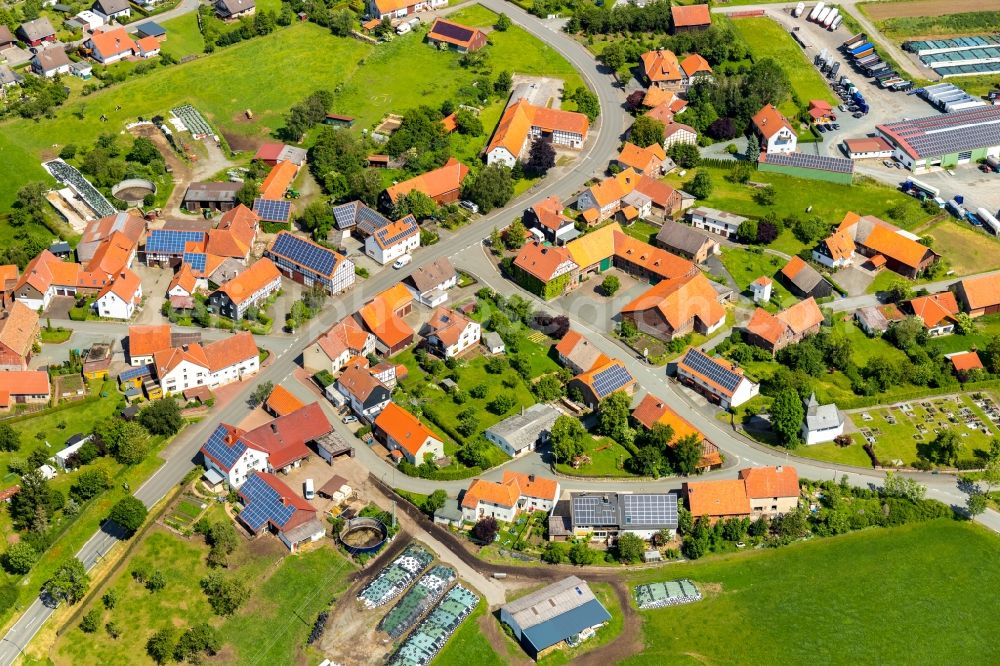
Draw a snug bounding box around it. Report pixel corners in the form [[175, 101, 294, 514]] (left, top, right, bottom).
[[923, 218, 1000, 277], [158, 13, 205, 60], [555, 432, 635, 477], [732, 17, 837, 118], [620, 520, 1000, 664], [719, 248, 799, 308], [859, 2, 1000, 39], [661, 166, 933, 258]]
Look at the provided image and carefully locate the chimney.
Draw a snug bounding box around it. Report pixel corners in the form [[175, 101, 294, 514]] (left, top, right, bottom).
[[528, 474, 535, 482], [776, 465, 783, 473], [271, 423, 278, 433]]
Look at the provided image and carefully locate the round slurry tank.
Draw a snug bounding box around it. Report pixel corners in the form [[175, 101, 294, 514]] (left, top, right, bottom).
[[339, 516, 389, 555], [111, 178, 157, 205]]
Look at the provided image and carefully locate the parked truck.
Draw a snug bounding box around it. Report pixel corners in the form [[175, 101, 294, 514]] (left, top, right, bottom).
[[842, 34, 866, 51], [977, 208, 1000, 235], [809, 1, 825, 21], [817, 6, 832, 24], [902, 178, 940, 198], [830, 14, 843, 30], [849, 42, 874, 56], [823, 7, 839, 27], [794, 2, 806, 17], [947, 200, 966, 218]]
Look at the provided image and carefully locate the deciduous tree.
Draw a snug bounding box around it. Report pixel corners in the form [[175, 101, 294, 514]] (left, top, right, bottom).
[[769, 388, 804, 447], [43, 558, 90, 604], [108, 497, 148, 537]]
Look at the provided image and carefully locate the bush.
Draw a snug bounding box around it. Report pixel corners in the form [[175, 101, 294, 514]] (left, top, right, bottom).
[[2, 542, 38, 575], [80, 608, 101, 633]]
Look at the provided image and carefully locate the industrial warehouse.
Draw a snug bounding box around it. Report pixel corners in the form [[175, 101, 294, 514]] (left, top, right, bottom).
[[875, 106, 1000, 172]]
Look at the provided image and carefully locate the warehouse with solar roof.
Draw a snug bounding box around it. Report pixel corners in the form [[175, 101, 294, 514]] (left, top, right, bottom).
[[875, 106, 1000, 172]]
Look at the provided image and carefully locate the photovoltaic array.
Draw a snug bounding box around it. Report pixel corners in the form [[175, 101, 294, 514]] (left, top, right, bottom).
[[269, 232, 337, 277], [118, 364, 152, 382], [621, 494, 677, 527], [147, 230, 206, 254], [681, 348, 741, 393], [253, 198, 292, 223], [357, 206, 391, 235], [202, 424, 246, 471], [333, 201, 361, 230], [183, 251, 207, 272], [572, 495, 619, 526], [239, 473, 295, 530], [375, 216, 418, 247], [591, 363, 634, 398], [763, 152, 854, 174]]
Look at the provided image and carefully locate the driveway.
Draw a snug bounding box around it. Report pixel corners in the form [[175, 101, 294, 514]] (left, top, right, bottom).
[[833, 264, 875, 296], [556, 272, 648, 333]]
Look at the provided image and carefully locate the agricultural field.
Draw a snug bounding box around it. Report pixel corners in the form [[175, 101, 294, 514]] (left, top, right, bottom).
[[621, 520, 1000, 664], [0, 11, 585, 207], [859, 1, 1000, 38], [798, 392, 1000, 467], [732, 17, 837, 118], [158, 13, 206, 60], [922, 219, 1000, 277], [52, 520, 355, 665]]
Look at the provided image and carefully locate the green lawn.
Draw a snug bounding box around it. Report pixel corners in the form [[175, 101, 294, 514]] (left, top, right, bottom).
[[555, 432, 635, 478], [859, 5, 1000, 39], [799, 392, 1000, 467], [718, 248, 798, 308], [621, 220, 661, 245], [662, 166, 932, 233], [732, 17, 836, 118], [0, 13, 586, 207], [927, 314, 1000, 355], [54, 525, 355, 665], [622, 520, 1000, 664], [159, 13, 205, 60]]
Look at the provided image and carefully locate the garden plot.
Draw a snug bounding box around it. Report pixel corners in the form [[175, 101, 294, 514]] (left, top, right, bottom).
[[163, 494, 208, 533], [635, 580, 702, 610], [380, 565, 456, 639], [358, 543, 433, 609], [389, 584, 479, 666]]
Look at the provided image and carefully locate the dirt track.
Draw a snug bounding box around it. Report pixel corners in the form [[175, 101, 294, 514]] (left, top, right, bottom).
[[862, 0, 1000, 20]]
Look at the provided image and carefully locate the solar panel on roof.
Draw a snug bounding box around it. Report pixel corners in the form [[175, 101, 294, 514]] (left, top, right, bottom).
[[239, 473, 295, 530], [118, 364, 152, 381], [376, 218, 418, 247], [590, 364, 634, 398], [357, 206, 391, 235], [432, 20, 475, 43], [269, 232, 337, 277], [147, 230, 205, 254], [332, 201, 360, 229], [201, 424, 247, 472], [621, 494, 677, 527], [572, 495, 618, 526], [763, 152, 854, 174], [183, 251, 207, 272], [682, 348, 742, 393], [253, 198, 292, 223]]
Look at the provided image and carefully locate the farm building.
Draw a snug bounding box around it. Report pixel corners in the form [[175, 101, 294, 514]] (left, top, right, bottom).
[[875, 106, 1000, 172]]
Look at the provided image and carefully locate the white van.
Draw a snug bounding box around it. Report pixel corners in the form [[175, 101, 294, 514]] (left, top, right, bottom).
[[395, 23, 411, 35], [304, 478, 315, 500], [393, 254, 412, 269]]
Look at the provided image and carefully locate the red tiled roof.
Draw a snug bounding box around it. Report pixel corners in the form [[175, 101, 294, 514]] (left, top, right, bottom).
[[909, 292, 959, 328], [641, 49, 682, 83], [530, 196, 571, 232], [89, 27, 136, 59], [265, 385, 305, 417], [97, 268, 141, 303], [752, 104, 794, 141], [260, 160, 298, 200], [374, 402, 439, 458], [169, 263, 198, 296], [951, 351, 983, 372], [685, 479, 751, 518], [243, 402, 331, 469], [216, 258, 280, 306], [0, 371, 49, 398], [671, 3, 711, 27], [254, 143, 285, 162], [0, 302, 39, 359], [739, 466, 800, 500], [513, 241, 576, 282], [128, 324, 172, 357], [202, 331, 258, 372], [385, 157, 469, 203], [620, 272, 724, 333], [958, 273, 1000, 311]]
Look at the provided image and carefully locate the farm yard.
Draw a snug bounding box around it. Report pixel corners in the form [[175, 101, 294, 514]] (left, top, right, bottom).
[[859, 1, 1000, 39]]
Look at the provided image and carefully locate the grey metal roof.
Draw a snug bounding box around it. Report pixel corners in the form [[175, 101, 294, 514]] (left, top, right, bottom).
[[502, 576, 595, 631], [804, 393, 843, 431], [522, 599, 611, 653], [877, 106, 1000, 160], [93, 0, 130, 14], [434, 498, 463, 522], [216, 0, 255, 14], [656, 220, 714, 255], [184, 181, 241, 202], [688, 206, 746, 226], [485, 403, 560, 453], [483, 331, 504, 349], [570, 492, 678, 531]]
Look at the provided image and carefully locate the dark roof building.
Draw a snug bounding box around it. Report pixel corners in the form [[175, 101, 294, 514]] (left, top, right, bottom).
[[236, 472, 325, 552], [182, 182, 242, 212], [18, 18, 56, 45], [568, 492, 679, 538], [876, 106, 1000, 172], [779, 256, 833, 299], [654, 221, 718, 263], [499, 577, 612, 660], [426, 18, 488, 53]]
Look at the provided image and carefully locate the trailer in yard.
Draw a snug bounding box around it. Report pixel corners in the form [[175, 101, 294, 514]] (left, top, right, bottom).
[[809, 2, 825, 21], [977, 208, 1000, 234]]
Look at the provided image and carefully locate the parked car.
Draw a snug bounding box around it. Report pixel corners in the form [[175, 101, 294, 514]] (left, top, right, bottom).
[[459, 200, 479, 214], [883, 160, 894, 167], [817, 124, 827, 133], [342, 415, 357, 424], [392, 254, 412, 269], [980, 164, 992, 173], [852, 112, 864, 118], [832, 123, 840, 130]]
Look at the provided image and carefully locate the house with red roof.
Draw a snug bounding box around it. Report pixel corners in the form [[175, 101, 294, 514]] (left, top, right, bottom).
[[512, 242, 578, 300], [236, 472, 325, 551], [367, 0, 445, 20], [364, 215, 419, 265], [567, 358, 637, 409], [950, 351, 984, 379], [422, 306, 480, 358], [906, 292, 959, 336], [154, 331, 259, 395], [85, 27, 138, 64], [382, 157, 469, 209], [742, 297, 824, 354], [95, 269, 143, 320], [954, 273, 1000, 318], [357, 284, 414, 355], [555, 330, 609, 375], [752, 104, 797, 155], [461, 471, 560, 523], [426, 18, 487, 53], [616, 142, 667, 177], [265, 231, 355, 295], [486, 100, 589, 168], [523, 196, 578, 245], [836, 212, 938, 279], [373, 402, 445, 465], [684, 466, 799, 522], [303, 316, 376, 375], [0, 371, 50, 411], [631, 393, 722, 469], [641, 48, 711, 91], [671, 3, 711, 32], [620, 272, 726, 343], [14, 250, 81, 310], [0, 302, 40, 371], [253, 143, 307, 167], [200, 402, 332, 488], [207, 257, 281, 321], [334, 359, 392, 422], [264, 385, 305, 418]]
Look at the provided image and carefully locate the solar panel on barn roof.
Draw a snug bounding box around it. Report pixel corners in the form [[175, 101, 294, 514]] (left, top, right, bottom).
[[253, 198, 292, 223], [269, 232, 337, 277]]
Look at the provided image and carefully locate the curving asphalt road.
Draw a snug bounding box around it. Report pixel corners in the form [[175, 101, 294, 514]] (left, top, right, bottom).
[[0, 6, 627, 663]]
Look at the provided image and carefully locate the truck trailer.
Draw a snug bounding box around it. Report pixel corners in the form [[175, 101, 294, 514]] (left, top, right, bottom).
[[809, 1, 826, 21], [817, 6, 832, 23], [794, 2, 806, 17], [830, 15, 843, 30], [823, 7, 839, 27], [977, 208, 1000, 235]]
